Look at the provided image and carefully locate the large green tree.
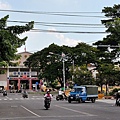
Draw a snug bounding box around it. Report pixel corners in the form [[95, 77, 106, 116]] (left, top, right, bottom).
[[25, 43, 98, 87], [0, 15, 34, 66], [93, 4, 120, 61], [92, 4, 120, 91]]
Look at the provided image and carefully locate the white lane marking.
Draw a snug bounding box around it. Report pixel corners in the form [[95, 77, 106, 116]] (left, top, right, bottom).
[[9, 98, 13, 100], [11, 105, 18, 108], [55, 105, 96, 116], [31, 98, 35, 99], [32, 96, 38, 97], [5, 96, 9, 99], [36, 98, 41, 100], [0, 97, 46, 101], [21, 105, 41, 117], [0, 116, 37, 120], [20, 98, 24, 100], [97, 99, 116, 104], [41, 115, 93, 118]]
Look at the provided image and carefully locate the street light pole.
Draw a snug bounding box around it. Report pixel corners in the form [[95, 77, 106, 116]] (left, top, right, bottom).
[[62, 58, 65, 91], [72, 60, 74, 81], [49, 52, 66, 91]]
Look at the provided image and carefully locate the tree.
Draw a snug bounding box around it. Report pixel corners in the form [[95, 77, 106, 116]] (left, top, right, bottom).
[[25, 43, 98, 87], [93, 4, 120, 61], [71, 64, 94, 85], [92, 4, 120, 93], [0, 15, 34, 67]]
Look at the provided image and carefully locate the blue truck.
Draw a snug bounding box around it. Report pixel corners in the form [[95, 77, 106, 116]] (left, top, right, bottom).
[[68, 85, 98, 103]]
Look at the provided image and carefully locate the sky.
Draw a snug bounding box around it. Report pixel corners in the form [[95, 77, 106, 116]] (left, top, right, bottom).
[[0, 0, 120, 53]]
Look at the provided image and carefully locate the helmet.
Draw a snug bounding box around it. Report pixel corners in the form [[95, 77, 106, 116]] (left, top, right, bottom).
[[47, 89, 50, 93]]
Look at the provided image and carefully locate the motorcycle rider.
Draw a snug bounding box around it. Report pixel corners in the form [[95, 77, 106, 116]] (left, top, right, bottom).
[[115, 90, 120, 105], [22, 89, 28, 98], [3, 89, 7, 96], [58, 88, 64, 99], [44, 89, 53, 100], [44, 89, 53, 107]]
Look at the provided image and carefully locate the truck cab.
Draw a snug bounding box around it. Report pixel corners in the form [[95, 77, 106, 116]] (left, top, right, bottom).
[[68, 85, 98, 103]]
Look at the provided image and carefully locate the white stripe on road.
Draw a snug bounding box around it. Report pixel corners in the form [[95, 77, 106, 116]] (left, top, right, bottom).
[[21, 105, 41, 117], [55, 105, 96, 116], [8, 98, 13, 100], [97, 99, 116, 104], [0, 116, 37, 120]]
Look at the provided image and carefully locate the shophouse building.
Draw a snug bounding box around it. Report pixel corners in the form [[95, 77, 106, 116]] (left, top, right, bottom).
[[0, 51, 39, 91]]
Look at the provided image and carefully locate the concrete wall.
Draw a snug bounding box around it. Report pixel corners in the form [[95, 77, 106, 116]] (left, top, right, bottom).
[[0, 74, 7, 89], [0, 74, 7, 81]]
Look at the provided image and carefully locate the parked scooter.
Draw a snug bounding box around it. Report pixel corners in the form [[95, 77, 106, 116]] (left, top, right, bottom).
[[3, 90, 7, 96], [44, 97, 51, 110]]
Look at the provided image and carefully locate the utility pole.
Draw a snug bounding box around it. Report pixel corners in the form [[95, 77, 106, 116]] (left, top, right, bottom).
[[49, 52, 66, 91]]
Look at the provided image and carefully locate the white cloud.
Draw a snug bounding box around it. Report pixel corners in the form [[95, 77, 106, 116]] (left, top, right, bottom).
[[17, 28, 82, 53], [0, 1, 11, 9], [55, 33, 80, 46], [48, 28, 81, 47]]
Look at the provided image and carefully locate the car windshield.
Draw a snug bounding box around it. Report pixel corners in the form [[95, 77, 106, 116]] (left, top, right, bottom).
[[74, 88, 83, 92]]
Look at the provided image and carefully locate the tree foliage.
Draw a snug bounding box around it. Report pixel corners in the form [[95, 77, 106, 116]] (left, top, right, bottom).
[[0, 15, 34, 66], [25, 43, 98, 87]]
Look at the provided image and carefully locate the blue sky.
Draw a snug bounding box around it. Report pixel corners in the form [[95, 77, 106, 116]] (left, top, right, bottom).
[[0, 0, 120, 53]]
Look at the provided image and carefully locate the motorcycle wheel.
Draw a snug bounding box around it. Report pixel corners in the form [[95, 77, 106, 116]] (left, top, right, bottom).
[[45, 104, 50, 110], [56, 97, 59, 101]]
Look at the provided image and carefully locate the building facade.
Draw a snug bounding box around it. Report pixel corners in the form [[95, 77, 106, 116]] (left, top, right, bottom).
[[0, 51, 40, 91]]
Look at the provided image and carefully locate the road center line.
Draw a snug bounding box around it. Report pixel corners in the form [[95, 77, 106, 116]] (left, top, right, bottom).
[[55, 105, 95, 116], [21, 105, 41, 117]]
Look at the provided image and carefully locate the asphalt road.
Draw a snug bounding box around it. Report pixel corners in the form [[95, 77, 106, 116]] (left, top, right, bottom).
[[0, 93, 119, 120]]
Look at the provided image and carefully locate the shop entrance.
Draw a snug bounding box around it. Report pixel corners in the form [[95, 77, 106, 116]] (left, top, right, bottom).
[[20, 80, 29, 89], [32, 80, 40, 90], [9, 80, 18, 90]]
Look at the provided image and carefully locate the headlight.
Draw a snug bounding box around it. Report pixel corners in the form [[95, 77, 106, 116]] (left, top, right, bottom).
[[76, 94, 79, 97]]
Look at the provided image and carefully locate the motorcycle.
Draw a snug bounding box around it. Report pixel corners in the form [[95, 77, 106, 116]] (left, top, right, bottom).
[[56, 93, 67, 101], [22, 91, 28, 98], [116, 98, 120, 106], [3, 90, 7, 96], [44, 97, 51, 110]]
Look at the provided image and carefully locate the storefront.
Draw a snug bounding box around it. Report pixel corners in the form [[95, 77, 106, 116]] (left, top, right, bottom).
[[7, 77, 40, 91]]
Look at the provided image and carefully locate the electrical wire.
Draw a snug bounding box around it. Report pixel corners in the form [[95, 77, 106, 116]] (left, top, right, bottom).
[[7, 20, 105, 28], [30, 29, 106, 34], [0, 9, 106, 18]]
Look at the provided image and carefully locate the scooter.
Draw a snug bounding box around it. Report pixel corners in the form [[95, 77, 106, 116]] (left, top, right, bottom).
[[3, 90, 7, 96], [56, 93, 67, 101], [44, 97, 51, 110], [22, 92, 28, 98], [116, 98, 120, 106]]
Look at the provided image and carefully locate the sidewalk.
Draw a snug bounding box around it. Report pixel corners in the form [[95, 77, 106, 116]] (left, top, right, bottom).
[[97, 98, 116, 104]]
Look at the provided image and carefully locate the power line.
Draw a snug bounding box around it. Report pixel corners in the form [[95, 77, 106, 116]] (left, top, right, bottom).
[[8, 20, 105, 28], [8, 20, 104, 26], [30, 29, 106, 34], [97, 45, 120, 47], [0, 9, 106, 18]]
